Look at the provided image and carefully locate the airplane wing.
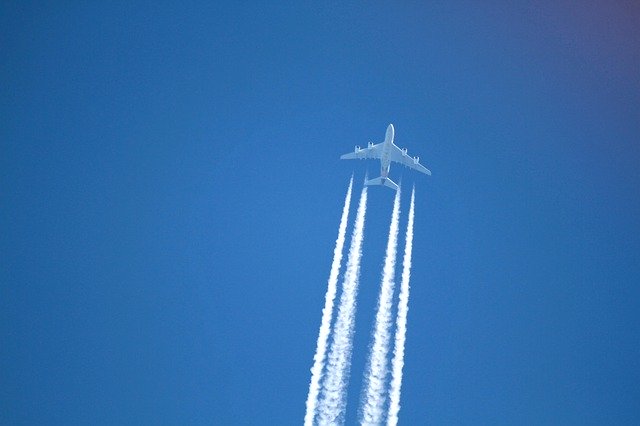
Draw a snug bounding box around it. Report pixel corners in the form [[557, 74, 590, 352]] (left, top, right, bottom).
[[340, 143, 383, 160], [389, 145, 432, 175]]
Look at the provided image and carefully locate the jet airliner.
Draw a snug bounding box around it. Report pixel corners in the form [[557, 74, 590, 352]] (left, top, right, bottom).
[[340, 124, 431, 190]]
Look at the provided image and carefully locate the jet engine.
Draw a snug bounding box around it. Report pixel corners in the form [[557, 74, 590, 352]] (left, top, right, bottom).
[[413, 156, 420, 164], [402, 148, 408, 156], [355, 145, 361, 153], [368, 142, 374, 148]]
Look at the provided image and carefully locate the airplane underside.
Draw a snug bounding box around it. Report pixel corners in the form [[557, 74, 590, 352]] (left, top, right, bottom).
[[340, 124, 430, 192]]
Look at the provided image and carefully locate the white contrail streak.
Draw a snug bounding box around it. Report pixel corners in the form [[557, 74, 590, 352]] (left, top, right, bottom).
[[318, 186, 368, 425], [304, 177, 354, 426], [387, 187, 416, 426], [361, 188, 402, 425]]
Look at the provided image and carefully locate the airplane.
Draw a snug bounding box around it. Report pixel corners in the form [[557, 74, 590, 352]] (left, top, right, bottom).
[[340, 124, 431, 190]]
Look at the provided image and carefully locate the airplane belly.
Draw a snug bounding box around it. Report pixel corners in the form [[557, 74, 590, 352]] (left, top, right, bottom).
[[380, 159, 390, 177]]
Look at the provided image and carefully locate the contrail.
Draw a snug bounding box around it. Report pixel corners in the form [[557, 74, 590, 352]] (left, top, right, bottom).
[[318, 185, 369, 425], [387, 187, 416, 426], [361, 188, 402, 425], [304, 177, 354, 426]]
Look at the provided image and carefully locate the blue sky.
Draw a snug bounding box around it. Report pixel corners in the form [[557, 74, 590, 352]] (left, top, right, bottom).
[[2, 2, 639, 424]]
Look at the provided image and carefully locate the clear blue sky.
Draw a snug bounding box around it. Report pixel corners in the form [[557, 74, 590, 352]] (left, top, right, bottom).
[[2, 2, 639, 424]]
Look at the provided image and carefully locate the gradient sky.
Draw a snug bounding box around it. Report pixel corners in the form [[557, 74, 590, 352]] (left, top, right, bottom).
[[2, 2, 639, 424]]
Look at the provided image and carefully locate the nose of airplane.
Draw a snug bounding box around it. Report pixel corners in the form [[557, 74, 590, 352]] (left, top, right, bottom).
[[386, 123, 394, 140]]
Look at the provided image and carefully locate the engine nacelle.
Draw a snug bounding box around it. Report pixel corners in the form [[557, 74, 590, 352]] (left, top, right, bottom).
[[368, 142, 374, 148], [413, 156, 420, 164], [355, 145, 361, 153], [402, 148, 408, 156]]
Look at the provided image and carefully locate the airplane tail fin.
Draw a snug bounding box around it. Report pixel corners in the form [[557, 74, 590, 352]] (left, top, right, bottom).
[[365, 176, 399, 191]]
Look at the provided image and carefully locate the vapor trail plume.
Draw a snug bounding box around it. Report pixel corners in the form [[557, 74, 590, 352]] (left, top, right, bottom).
[[361, 188, 402, 425], [304, 177, 354, 426], [387, 187, 415, 426], [318, 186, 369, 425]]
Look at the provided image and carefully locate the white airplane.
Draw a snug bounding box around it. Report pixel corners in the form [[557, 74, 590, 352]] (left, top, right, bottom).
[[340, 124, 431, 190]]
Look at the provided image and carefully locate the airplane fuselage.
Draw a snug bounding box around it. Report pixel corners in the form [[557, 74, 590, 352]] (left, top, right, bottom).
[[379, 124, 395, 181]]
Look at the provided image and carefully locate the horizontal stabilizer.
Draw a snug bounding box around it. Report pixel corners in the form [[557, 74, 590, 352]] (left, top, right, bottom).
[[365, 176, 399, 191]]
